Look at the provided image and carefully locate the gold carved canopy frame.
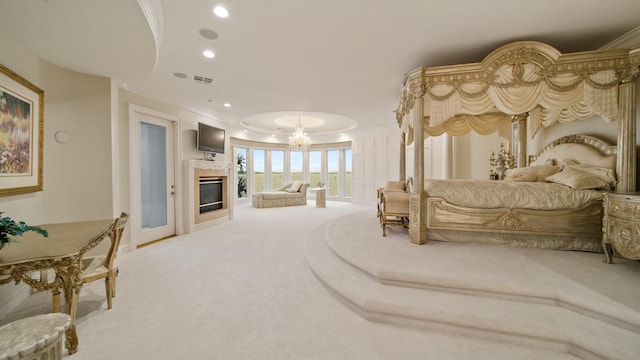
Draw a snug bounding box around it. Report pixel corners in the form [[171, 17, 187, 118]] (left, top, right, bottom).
[[395, 41, 640, 244]]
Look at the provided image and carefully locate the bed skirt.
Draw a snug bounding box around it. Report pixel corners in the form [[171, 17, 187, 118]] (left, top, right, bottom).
[[425, 197, 603, 252]]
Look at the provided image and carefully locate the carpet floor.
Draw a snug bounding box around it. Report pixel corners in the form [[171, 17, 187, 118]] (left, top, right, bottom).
[[2, 201, 639, 359]]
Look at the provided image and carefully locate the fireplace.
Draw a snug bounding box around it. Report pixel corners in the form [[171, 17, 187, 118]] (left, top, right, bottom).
[[199, 177, 223, 213], [192, 165, 229, 225]]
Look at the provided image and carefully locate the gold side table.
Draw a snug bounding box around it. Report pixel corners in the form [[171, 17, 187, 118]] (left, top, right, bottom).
[[602, 192, 640, 263]]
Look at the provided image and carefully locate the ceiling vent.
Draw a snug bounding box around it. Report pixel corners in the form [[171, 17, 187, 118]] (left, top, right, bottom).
[[193, 75, 213, 85]]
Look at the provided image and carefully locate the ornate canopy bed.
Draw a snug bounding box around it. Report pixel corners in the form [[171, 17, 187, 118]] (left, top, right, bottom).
[[394, 41, 640, 249]]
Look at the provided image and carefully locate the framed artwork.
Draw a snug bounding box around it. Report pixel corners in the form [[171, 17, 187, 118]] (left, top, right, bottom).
[[510, 116, 526, 168], [0, 64, 44, 196]]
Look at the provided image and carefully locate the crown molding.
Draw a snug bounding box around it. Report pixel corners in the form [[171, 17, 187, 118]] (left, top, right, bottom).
[[601, 25, 640, 49]]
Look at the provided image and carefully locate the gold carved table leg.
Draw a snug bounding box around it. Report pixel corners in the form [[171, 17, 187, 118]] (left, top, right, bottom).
[[54, 255, 84, 355]]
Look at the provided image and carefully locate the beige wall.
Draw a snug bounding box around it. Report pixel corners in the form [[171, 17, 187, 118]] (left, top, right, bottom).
[[0, 30, 113, 224], [0, 29, 113, 316]]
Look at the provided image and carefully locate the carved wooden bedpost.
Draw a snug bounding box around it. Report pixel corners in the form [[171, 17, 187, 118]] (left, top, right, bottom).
[[616, 49, 639, 193], [400, 132, 406, 181], [409, 82, 427, 245]]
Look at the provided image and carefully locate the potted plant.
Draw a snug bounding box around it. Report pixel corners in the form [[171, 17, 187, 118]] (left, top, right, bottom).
[[0, 212, 48, 251]]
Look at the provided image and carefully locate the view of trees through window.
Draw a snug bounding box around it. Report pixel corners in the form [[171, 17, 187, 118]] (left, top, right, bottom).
[[236, 147, 247, 198], [253, 149, 265, 193], [327, 150, 339, 196], [272, 150, 284, 190], [290, 151, 303, 182], [309, 151, 322, 187], [235, 144, 351, 200], [345, 149, 352, 197]]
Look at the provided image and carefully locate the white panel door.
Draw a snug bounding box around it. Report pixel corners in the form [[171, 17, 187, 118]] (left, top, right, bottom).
[[132, 110, 176, 246]]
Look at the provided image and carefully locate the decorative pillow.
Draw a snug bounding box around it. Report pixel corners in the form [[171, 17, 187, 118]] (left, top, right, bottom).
[[288, 181, 303, 192], [545, 166, 612, 190], [505, 165, 562, 182], [566, 164, 617, 188], [285, 188, 298, 193]]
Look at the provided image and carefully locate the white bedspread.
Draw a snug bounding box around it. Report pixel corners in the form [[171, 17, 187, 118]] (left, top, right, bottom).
[[424, 180, 602, 210]]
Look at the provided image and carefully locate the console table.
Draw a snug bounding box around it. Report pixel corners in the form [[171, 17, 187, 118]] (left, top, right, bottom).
[[0, 219, 113, 354]]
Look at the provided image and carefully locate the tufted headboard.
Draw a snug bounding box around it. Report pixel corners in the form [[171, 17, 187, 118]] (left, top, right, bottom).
[[528, 135, 617, 170]]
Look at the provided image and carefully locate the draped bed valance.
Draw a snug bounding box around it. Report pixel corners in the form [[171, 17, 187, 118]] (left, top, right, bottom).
[[396, 41, 640, 141]]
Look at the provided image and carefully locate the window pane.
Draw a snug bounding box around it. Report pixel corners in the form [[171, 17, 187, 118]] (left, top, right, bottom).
[[140, 122, 167, 229], [327, 150, 339, 196], [308, 150, 322, 187], [236, 147, 248, 198], [290, 151, 303, 182], [271, 150, 284, 190], [253, 149, 265, 192], [344, 148, 352, 197]]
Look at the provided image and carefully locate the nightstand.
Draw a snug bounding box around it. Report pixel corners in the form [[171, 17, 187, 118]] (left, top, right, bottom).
[[602, 192, 640, 264]]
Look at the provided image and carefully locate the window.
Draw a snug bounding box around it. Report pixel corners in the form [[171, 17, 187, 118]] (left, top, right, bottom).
[[253, 149, 265, 193], [236, 147, 248, 198], [230, 140, 351, 201], [308, 150, 322, 188], [327, 150, 339, 196], [344, 148, 352, 197], [290, 151, 303, 182], [271, 150, 284, 190]]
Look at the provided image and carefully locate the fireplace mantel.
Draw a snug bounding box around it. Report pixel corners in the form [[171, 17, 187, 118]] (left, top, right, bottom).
[[186, 160, 231, 171], [184, 160, 234, 233]]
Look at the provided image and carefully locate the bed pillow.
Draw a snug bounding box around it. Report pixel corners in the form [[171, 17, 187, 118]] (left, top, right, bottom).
[[567, 164, 616, 184], [545, 165, 615, 190], [505, 165, 562, 182], [559, 158, 580, 165], [504, 167, 537, 182], [529, 158, 556, 167]]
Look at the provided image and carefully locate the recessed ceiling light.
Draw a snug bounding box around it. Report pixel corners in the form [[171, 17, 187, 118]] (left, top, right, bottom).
[[203, 50, 215, 58], [213, 6, 229, 18], [223, 103, 231, 107]]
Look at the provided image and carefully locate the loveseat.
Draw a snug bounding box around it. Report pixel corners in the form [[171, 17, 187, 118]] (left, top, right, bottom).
[[252, 182, 310, 208]]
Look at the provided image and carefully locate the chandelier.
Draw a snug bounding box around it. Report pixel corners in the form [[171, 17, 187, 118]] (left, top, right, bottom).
[[288, 117, 311, 151]]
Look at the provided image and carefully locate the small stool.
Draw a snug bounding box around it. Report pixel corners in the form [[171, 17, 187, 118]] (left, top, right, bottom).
[[0, 313, 71, 360]]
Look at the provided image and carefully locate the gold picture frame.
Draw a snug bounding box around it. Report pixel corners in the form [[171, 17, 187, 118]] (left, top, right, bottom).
[[0, 64, 44, 196], [511, 116, 526, 168]]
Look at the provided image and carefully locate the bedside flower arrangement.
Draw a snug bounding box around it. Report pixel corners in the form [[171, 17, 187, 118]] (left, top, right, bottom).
[[489, 143, 514, 180]]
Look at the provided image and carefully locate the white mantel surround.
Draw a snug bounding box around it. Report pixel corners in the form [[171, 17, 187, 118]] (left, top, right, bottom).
[[184, 160, 234, 233]]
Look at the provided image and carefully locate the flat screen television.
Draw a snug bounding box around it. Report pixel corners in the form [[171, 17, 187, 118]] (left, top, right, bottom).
[[197, 123, 225, 154]]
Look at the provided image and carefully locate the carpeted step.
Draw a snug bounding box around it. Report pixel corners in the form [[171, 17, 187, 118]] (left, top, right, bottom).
[[325, 211, 640, 333], [305, 211, 640, 360]]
